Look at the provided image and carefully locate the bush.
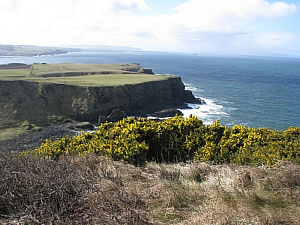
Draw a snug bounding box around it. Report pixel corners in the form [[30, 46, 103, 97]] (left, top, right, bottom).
[[29, 116, 300, 166]]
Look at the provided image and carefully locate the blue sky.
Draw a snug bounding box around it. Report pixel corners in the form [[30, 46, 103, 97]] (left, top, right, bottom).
[[0, 0, 299, 56]]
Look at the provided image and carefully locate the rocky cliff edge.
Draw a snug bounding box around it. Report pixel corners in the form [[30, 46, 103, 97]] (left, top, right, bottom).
[[0, 75, 201, 128], [0, 64, 200, 129]]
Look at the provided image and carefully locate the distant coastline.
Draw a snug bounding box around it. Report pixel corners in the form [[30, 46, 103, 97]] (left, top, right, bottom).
[[0, 44, 143, 57], [0, 44, 78, 57]]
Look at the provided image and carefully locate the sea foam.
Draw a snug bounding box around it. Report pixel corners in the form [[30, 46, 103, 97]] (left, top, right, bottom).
[[179, 98, 227, 125], [180, 83, 227, 125]]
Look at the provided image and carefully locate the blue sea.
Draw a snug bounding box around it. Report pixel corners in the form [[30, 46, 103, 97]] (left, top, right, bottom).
[[1, 52, 300, 130]]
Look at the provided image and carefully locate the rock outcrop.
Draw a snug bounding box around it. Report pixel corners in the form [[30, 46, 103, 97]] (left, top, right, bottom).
[[152, 108, 183, 118], [98, 109, 127, 123], [0, 76, 201, 128]]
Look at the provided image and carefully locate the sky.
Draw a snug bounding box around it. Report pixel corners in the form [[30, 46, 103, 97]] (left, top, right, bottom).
[[1, 0, 300, 56]]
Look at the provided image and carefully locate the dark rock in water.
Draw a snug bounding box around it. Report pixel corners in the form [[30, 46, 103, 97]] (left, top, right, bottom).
[[183, 90, 204, 104], [153, 108, 183, 118], [98, 109, 127, 123], [107, 109, 127, 122], [139, 68, 154, 74]]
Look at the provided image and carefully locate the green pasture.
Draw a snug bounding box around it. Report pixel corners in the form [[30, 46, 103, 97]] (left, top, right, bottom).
[[30, 63, 144, 76], [28, 74, 170, 86], [0, 69, 30, 77], [0, 63, 172, 86]]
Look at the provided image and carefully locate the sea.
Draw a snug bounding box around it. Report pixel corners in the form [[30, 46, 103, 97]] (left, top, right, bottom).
[[1, 51, 300, 130]]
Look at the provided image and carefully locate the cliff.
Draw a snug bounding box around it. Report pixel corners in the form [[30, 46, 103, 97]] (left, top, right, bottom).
[[0, 76, 200, 128]]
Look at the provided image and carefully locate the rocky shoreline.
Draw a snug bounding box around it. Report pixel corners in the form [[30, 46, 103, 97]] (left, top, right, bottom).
[[0, 63, 203, 153], [0, 123, 79, 153], [0, 107, 190, 153]]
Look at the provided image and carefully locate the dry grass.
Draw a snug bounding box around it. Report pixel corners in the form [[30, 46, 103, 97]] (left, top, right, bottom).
[[1, 153, 299, 224]]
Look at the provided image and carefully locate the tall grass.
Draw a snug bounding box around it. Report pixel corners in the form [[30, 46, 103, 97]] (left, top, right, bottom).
[[1, 153, 299, 224]]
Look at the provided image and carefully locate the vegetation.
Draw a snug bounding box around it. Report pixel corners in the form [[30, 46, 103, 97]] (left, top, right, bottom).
[[0, 63, 170, 86], [0, 44, 75, 56], [30, 115, 300, 166], [28, 63, 145, 76], [0, 69, 31, 77], [1, 62, 299, 223], [0, 121, 35, 142], [28, 73, 169, 86], [1, 153, 299, 224], [1, 116, 300, 224], [0, 63, 171, 141]]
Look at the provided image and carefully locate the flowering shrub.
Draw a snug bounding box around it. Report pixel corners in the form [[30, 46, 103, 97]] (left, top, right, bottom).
[[30, 115, 300, 165]]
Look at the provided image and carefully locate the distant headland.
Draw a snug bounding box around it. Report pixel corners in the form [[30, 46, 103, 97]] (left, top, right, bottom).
[[0, 44, 142, 57]]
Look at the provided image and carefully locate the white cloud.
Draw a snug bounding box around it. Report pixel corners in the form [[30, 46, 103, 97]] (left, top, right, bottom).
[[0, 0, 299, 54], [113, 0, 148, 12], [0, 0, 18, 12], [231, 32, 297, 49], [173, 0, 298, 32]]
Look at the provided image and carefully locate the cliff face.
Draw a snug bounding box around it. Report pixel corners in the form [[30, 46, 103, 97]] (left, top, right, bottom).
[[0, 76, 199, 127]]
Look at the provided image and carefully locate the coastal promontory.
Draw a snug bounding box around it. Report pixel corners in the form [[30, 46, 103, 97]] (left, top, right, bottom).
[[0, 63, 200, 133]]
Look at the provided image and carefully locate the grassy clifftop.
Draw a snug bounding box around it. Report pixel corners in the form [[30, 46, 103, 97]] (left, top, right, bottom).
[[0, 63, 192, 140], [0, 63, 168, 86]]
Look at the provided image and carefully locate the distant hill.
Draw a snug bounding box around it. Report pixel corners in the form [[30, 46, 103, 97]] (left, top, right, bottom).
[[0, 44, 80, 57], [59, 45, 141, 52], [0, 44, 141, 57]]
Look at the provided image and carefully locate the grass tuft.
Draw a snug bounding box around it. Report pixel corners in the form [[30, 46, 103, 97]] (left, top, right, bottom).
[[0, 154, 299, 224]]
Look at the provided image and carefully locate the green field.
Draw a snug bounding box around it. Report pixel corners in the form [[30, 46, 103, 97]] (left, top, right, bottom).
[[30, 63, 141, 75], [0, 69, 30, 77], [0, 63, 172, 86], [28, 74, 169, 86]]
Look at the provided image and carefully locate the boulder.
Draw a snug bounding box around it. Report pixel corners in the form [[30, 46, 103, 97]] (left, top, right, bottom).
[[98, 109, 127, 124], [183, 90, 202, 104], [153, 108, 183, 118], [74, 122, 94, 130], [98, 115, 107, 124]]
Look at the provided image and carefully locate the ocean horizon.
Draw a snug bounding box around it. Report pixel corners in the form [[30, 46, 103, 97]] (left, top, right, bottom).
[[1, 51, 299, 130]]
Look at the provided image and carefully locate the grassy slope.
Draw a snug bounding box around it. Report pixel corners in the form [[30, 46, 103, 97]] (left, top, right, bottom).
[[1, 154, 299, 224]]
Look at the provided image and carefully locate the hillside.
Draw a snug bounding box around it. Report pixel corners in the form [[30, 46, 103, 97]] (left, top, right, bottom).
[[0, 44, 140, 56], [0, 63, 299, 225], [0, 45, 80, 56], [0, 63, 200, 141], [1, 153, 299, 224]]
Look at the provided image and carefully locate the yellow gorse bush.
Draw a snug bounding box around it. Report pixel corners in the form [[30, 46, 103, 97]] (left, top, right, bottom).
[[30, 115, 300, 165]]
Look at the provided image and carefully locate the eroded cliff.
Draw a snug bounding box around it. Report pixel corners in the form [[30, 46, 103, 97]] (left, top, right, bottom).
[[0, 76, 199, 128]]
